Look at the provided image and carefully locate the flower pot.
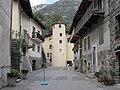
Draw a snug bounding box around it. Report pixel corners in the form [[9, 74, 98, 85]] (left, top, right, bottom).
[[103, 78, 114, 86]]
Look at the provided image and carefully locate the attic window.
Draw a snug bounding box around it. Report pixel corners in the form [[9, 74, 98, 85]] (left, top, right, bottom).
[[59, 24, 61, 28]]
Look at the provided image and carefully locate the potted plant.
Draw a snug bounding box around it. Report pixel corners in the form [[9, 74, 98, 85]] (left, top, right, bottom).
[[21, 69, 29, 79], [103, 70, 115, 86], [95, 72, 103, 82], [7, 69, 21, 86]]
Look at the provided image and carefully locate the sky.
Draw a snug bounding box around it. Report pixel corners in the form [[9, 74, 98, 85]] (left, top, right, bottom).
[[30, 0, 59, 6]]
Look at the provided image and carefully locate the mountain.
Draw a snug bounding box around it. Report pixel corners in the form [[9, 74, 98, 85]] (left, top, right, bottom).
[[32, 0, 81, 34]]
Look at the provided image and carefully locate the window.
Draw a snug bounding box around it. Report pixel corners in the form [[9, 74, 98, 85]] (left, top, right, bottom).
[[60, 33, 62, 36], [59, 49, 62, 52], [38, 30, 40, 34], [49, 45, 52, 49], [84, 38, 86, 51], [88, 36, 90, 50], [23, 30, 27, 39], [99, 27, 104, 45], [47, 53, 49, 57], [32, 44, 35, 51], [59, 24, 61, 28], [115, 15, 120, 39], [38, 46, 40, 52], [67, 38, 69, 42], [98, 0, 103, 10], [33, 26, 35, 32], [49, 38, 52, 42], [59, 40, 62, 44]]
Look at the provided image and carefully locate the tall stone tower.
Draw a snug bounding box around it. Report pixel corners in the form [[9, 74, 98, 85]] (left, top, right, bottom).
[[52, 23, 66, 67]]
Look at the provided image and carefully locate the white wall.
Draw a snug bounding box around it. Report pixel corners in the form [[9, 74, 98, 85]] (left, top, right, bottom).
[[52, 24, 66, 67]]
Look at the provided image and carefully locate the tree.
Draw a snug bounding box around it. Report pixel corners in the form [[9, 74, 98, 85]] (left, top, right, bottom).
[[34, 11, 44, 21]]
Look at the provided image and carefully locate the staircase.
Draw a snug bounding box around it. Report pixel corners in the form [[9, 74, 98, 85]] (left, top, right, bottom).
[[11, 39, 21, 70], [110, 65, 120, 84], [113, 68, 120, 84]]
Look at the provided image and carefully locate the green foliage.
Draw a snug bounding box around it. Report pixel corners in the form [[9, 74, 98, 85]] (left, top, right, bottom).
[[42, 48, 46, 63], [44, 14, 64, 30], [34, 11, 44, 21], [33, 0, 81, 34], [95, 72, 100, 78], [11, 39, 21, 71], [8, 69, 21, 78]]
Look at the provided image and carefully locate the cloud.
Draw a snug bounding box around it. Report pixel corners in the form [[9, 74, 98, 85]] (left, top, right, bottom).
[[30, 0, 47, 6]]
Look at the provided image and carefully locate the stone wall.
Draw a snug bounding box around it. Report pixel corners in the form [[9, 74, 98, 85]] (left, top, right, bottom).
[[0, 0, 11, 87], [109, 0, 120, 68]]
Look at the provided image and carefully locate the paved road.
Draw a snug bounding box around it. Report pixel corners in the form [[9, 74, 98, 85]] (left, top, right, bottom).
[[3, 67, 120, 90]]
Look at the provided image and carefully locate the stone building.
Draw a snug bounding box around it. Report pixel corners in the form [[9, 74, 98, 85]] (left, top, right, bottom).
[[43, 23, 74, 67], [0, 0, 12, 87], [12, 0, 45, 72], [109, 0, 120, 83], [69, 0, 110, 74]]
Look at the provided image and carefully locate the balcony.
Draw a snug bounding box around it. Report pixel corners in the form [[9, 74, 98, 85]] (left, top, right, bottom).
[[75, 2, 104, 35], [69, 28, 80, 43], [32, 32, 44, 43], [22, 33, 33, 49]]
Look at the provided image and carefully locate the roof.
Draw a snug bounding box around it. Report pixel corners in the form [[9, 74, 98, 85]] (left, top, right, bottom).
[[19, 0, 33, 18], [19, 0, 46, 29], [69, 0, 92, 34], [52, 21, 66, 26]]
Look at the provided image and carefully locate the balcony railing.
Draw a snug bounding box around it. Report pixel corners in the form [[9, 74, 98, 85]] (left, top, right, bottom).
[[75, 2, 104, 34], [32, 32, 44, 43]]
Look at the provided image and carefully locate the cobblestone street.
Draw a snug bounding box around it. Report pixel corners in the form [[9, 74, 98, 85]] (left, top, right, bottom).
[[2, 67, 120, 90]]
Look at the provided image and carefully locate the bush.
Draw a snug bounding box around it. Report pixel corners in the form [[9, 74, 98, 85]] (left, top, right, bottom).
[[95, 72, 100, 78], [7, 69, 21, 78]]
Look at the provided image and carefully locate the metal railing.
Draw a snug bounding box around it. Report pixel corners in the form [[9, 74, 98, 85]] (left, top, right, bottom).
[[32, 32, 44, 42]]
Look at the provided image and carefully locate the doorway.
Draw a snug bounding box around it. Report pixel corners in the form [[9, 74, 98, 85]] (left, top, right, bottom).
[[67, 61, 72, 67], [92, 46, 97, 72], [116, 52, 120, 83], [32, 60, 36, 70]]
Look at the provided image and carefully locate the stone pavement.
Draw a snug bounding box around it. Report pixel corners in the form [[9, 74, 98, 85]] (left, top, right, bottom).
[[2, 67, 120, 90]]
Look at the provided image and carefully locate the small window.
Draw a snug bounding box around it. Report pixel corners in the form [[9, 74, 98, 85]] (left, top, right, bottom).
[[33, 26, 35, 32], [60, 33, 62, 36], [47, 53, 49, 57], [59, 49, 62, 52], [88, 36, 90, 50], [32, 44, 35, 51], [38, 30, 40, 34], [67, 38, 69, 42], [38, 46, 40, 52], [59, 40, 62, 44], [49, 38, 52, 42], [49, 45, 52, 49], [84, 38, 86, 51], [59, 24, 61, 28], [98, 0, 103, 10], [99, 27, 104, 45]]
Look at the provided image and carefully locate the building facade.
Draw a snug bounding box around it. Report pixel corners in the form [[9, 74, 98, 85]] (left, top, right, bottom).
[[42, 35, 52, 66], [43, 23, 74, 67], [12, 0, 45, 72], [69, 0, 110, 74], [0, 0, 12, 87], [109, 0, 120, 83], [52, 23, 67, 67]]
